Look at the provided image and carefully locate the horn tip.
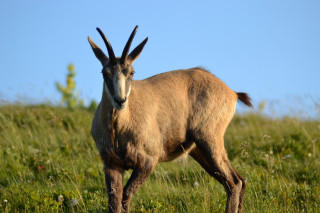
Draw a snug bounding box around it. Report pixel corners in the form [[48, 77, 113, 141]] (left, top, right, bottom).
[[133, 25, 139, 33]]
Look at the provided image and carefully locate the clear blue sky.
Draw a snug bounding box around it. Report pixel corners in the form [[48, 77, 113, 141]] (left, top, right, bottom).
[[0, 1, 319, 116]]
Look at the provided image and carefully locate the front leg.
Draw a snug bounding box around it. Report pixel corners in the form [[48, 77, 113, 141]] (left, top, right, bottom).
[[122, 155, 155, 212], [104, 166, 123, 213]]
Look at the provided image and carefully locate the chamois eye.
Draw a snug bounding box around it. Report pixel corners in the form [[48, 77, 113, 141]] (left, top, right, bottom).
[[102, 70, 112, 78]]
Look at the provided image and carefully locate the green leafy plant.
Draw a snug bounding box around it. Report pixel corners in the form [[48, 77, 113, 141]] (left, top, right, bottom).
[[55, 64, 85, 110]]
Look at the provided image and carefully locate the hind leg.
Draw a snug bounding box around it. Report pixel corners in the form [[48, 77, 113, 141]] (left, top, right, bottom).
[[189, 140, 245, 213], [233, 169, 246, 211]]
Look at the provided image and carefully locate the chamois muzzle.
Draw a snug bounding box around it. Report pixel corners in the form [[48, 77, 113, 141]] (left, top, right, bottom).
[[113, 97, 127, 108]]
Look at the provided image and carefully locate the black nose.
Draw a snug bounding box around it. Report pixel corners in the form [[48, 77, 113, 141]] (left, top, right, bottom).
[[114, 97, 127, 106]]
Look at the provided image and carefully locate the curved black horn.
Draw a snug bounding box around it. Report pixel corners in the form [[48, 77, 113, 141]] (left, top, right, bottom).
[[128, 37, 148, 62], [121, 25, 138, 64], [96, 28, 117, 65]]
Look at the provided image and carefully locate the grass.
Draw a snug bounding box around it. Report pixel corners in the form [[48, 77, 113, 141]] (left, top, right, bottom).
[[0, 104, 319, 212]]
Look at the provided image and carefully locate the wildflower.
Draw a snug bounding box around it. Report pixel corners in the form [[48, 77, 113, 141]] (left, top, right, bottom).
[[193, 181, 200, 188], [71, 198, 79, 206], [38, 165, 45, 171], [263, 135, 271, 139], [58, 195, 64, 202], [18, 172, 23, 182], [283, 154, 292, 159], [4, 199, 8, 212]]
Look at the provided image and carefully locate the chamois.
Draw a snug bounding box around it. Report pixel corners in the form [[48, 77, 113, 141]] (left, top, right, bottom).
[[88, 26, 252, 213]]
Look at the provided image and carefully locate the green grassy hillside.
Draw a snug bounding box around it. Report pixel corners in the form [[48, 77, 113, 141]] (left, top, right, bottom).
[[0, 105, 319, 212]]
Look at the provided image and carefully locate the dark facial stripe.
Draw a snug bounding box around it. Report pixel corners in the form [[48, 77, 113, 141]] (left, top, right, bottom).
[[104, 75, 115, 97]]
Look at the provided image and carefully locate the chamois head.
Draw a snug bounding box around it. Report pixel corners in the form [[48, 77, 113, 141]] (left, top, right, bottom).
[[88, 26, 148, 110]]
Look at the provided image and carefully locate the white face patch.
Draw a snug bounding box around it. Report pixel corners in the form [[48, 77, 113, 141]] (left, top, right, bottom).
[[113, 71, 126, 100], [104, 70, 131, 110]]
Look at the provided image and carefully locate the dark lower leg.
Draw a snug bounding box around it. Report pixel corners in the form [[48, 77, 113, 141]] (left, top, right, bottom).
[[233, 170, 246, 212], [190, 147, 243, 213], [122, 159, 155, 212], [105, 167, 123, 213]]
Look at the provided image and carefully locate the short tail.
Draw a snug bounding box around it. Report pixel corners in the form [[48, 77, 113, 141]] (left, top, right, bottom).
[[237, 92, 253, 107]]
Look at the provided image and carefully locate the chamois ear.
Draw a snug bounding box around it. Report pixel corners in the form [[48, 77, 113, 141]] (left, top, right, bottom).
[[88, 36, 109, 66], [128, 37, 148, 63]]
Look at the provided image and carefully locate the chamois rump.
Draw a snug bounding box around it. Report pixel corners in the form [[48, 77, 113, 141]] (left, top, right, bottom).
[[88, 25, 252, 213]]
